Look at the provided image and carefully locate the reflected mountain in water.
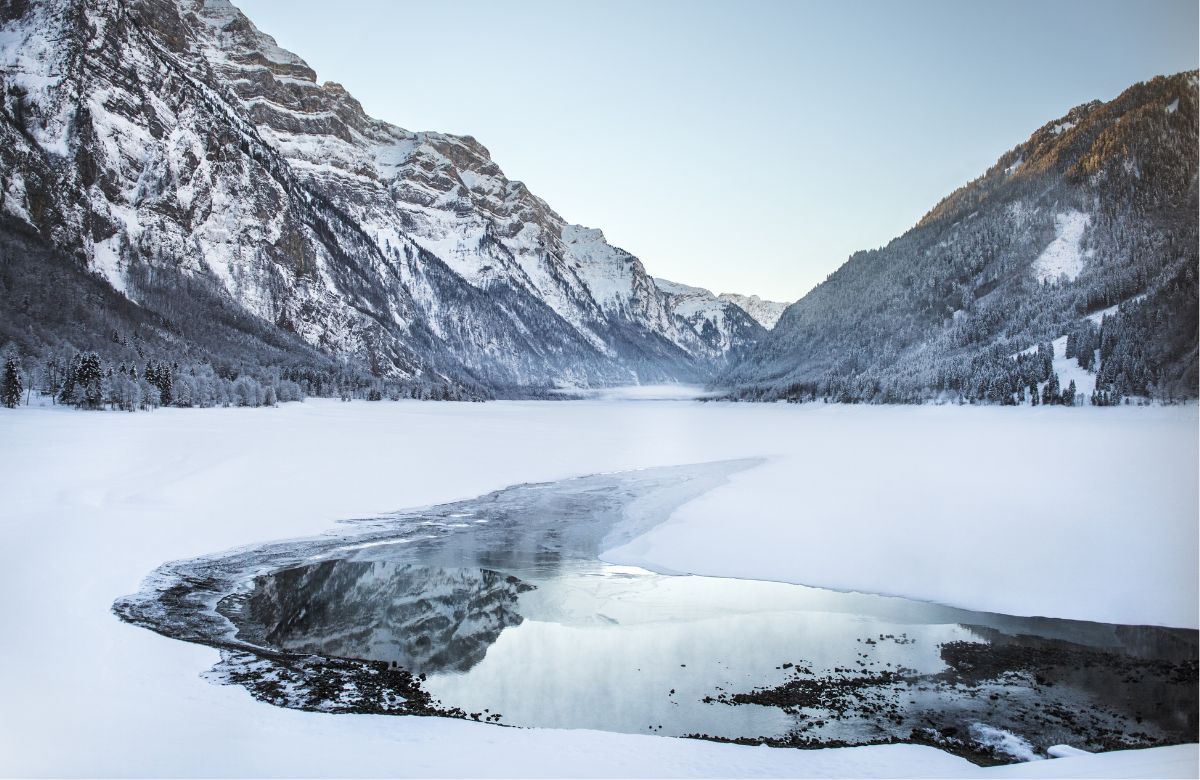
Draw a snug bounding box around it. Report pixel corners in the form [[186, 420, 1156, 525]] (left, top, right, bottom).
[[113, 460, 1198, 763], [237, 561, 534, 674]]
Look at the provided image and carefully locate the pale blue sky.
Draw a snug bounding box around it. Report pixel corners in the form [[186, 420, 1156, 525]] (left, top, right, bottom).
[[236, 0, 1197, 302]]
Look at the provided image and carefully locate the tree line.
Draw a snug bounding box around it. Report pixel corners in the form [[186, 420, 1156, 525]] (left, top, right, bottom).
[[0, 346, 481, 411]]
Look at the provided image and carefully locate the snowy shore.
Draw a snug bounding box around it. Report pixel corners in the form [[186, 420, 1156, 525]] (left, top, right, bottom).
[[0, 399, 1195, 777]]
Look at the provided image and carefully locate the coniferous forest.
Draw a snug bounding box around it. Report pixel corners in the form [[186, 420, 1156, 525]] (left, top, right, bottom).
[[0, 219, 482, 408], [719, 73, 1198, 405]]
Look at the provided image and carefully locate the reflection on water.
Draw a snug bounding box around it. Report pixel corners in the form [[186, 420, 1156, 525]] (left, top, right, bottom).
[[239, 562, 532, 674], [118, 460, 1198, 763], [234, 550, 1198, 754]]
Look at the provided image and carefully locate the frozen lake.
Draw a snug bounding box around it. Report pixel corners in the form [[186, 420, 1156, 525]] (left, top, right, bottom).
[[1, 399, 1197, 777], [115, 462, 1198, 764]]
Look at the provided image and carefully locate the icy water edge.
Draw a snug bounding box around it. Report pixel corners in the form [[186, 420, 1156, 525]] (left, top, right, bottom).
[[113, 460, 1197, 766]]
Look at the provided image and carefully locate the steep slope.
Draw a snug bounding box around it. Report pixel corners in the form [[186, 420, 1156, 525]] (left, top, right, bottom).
[[0, 215, 343, 378], [0, 0, 741, 394], [721, 72, 1198, 403], [653, 278, 766, 364]]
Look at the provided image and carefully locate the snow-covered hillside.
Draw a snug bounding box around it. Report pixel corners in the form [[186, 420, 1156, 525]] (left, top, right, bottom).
[[722, 72, 1198, 403], [0, 0, 769, 392], [653, 278, 767, 361]]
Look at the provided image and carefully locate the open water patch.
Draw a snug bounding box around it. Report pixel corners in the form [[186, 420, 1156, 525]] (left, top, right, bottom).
[[114, 461, 1197, 765]]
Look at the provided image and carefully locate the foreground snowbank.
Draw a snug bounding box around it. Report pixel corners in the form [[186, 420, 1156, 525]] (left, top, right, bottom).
[[0, 400, 1195, 777], [984, 744, 1197, 779]]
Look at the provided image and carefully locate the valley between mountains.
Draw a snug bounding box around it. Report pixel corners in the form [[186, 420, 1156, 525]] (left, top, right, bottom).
[[0, 0, 1194, 404]]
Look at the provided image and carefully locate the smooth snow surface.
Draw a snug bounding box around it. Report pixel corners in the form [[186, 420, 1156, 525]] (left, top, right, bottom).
[[562, 384, 715, 400], [984, 745, 1197, 779], [1032, 211, 1091, 283], [0, 400, 1196, 778], [1047, 745, 1092, 758]]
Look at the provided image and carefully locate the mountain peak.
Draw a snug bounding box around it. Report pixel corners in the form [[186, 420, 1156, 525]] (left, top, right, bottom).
[[0, 0, 761, 393], [918, 70, 1198, 232]]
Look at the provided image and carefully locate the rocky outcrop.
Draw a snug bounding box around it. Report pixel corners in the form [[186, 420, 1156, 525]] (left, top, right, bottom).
[[653, 278, 767, 365]]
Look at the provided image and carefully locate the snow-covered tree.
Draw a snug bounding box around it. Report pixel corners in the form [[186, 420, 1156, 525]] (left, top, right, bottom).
[[2, 356, 23, 408], [72, 352, 105, 410]]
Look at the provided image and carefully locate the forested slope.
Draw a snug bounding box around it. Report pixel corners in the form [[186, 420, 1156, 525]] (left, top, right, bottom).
[[720, 72, 1198, 404]]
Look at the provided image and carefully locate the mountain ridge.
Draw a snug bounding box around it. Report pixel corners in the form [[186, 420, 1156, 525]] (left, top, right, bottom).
[[0, 0, 1193, 405], [0, 0, 771, 397], [719, 70, 1198, 403]]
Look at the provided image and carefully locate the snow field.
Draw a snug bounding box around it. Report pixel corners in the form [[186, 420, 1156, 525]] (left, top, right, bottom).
[[0, 399, 1195, 777], [1032, 211, 1091, 284]]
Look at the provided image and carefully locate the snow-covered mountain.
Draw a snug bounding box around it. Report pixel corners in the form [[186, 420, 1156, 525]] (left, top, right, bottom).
[[0, 0, 767, 394], [715, 292, 790, 330], [721, 72, 1199, 403], [653, 278, 766, 363]]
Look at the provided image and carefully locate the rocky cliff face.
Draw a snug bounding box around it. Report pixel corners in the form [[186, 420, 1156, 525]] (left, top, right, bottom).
[[715, 292, 790, 330], [653, 278, 767, 364], [721, 72, 1199, 402], [0, 0, 766, 393]]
